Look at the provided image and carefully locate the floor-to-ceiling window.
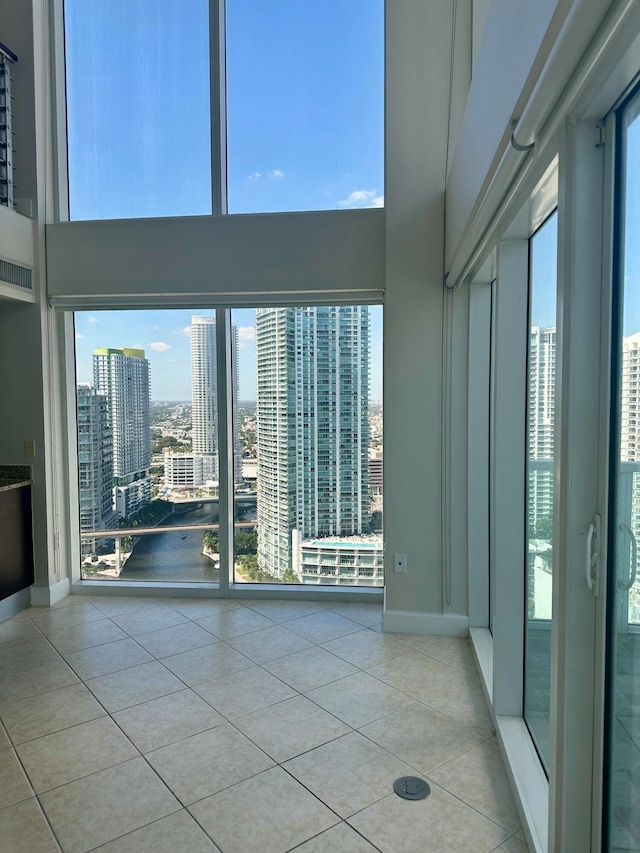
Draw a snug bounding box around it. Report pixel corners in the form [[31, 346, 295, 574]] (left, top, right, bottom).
[[225, 0, 384, 215], [73, 304, 383, 589], [230, 305, 383, 587], [605, 84, 640, 851], [524, 211, 558, 773], [74, 309, 221, 584], [64, 0, 212, 220], [64, 0, 384, 220]]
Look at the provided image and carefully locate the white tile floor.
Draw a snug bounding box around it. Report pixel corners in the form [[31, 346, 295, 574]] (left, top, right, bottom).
[[0, 596, 528, 852]]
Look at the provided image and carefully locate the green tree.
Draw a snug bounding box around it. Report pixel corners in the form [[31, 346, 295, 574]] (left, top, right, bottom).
[[203, 531, 220, 552], [281, 568, 300, 584], [235, 531, 257, 555]]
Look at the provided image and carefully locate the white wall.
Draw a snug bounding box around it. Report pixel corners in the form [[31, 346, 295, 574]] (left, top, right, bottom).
[[0, 0, 67, 600], [445, 0, 621, 285], [446, 0, 561, 272], [383, 1, 468, 627], [46, 209, 385, 305]]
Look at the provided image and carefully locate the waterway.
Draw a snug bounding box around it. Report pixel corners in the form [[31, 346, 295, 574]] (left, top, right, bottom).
[[121, 504, 221, 582]]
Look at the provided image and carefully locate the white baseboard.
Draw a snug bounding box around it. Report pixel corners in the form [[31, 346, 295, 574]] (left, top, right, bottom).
[[495, 715, 548, 853], [31, 577, 71, 607], [382, 609, 469, 636], [0, 587, 32, 623], [470, 626, 494, 703]]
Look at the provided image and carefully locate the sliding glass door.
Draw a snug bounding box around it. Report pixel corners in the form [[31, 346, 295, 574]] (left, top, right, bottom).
[[605, 86, 640, 852]]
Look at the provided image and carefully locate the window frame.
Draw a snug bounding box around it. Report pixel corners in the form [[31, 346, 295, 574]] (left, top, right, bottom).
[[55, 0, 384, 223], [63, 299, 384, 603]]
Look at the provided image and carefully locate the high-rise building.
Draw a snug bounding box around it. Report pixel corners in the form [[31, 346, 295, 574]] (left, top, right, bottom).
[[620, 333, 640, 564], [255, 306, 370, 579], [528, 324, 556, 526], [190, 316, 240, 484], [621, 332, 640, 462], [76, 384, 116, 553], [93, 348, 152, 519]]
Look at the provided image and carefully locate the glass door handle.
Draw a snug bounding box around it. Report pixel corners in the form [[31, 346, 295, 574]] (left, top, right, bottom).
[[586, 514, 601, 596], [618, 523, 637, 591]]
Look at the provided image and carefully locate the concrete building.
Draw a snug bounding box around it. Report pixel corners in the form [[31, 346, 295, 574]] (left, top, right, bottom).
[[369, 449, 383, 497], [93, 347, 151, 519], [255, 306, 370, 580], [76, 384, 115, 553], [294, 533, 383, 586], [163, 452, 203, 488]]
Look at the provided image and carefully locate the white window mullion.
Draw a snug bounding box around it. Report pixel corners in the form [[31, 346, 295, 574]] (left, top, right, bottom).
[[492, 238, 528, 716], [468, 280, 492, 629], [549, 117, 608, 853], [216, 308, 234, 594]]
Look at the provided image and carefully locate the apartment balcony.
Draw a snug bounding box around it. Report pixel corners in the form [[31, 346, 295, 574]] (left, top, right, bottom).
[[0, 596, 525, 852]]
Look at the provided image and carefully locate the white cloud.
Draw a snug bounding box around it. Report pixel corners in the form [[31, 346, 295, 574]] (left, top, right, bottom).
[[75, 332, 84, 339], [172, 325, 192, 337], [338, 189, 384, 209], [88, 316, 97, 324], [166, 358, 178, 364], [149, 341, 172, 352], [238, 342, 248, 351], [237, 326, 256, 342], [247, 169, 285, 183], [152, 325, 160, 331]]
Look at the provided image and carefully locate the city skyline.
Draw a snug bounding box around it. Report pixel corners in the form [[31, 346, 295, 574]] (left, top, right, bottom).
[[74, 307, 384, 401]]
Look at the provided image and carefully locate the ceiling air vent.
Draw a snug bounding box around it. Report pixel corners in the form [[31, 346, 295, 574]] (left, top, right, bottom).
[[0, 258, 32, 290]]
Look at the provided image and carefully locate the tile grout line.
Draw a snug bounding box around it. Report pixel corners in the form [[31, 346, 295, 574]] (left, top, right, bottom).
[[0, 599, 520, 851], [284, 819, 385, 853]]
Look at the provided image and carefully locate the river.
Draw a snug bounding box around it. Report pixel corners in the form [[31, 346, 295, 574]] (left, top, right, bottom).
[[121, 504, 221, 582]]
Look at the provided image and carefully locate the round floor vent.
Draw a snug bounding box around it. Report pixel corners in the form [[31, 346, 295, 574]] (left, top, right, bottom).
[[393, 776, 431, 800]]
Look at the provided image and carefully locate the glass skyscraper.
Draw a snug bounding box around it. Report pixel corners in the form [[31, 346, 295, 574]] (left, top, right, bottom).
[[190, 316, 241, 484], [256, 306, 370, 578], [93, 347, 152, 519], [76, 384, 115, 553]]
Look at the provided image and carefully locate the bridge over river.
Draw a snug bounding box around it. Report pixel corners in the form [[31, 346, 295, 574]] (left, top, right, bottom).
[[121, 495, 256, 582]]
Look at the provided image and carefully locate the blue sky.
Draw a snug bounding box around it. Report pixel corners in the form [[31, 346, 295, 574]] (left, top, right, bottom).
[[530, 211, 558, 330], [65, 0, 384, 219], [623, 108, 640, 337], [74, 307, 383, 401]]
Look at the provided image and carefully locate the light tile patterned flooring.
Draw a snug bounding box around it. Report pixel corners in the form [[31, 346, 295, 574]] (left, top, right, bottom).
[[0, 596, 528, 852]]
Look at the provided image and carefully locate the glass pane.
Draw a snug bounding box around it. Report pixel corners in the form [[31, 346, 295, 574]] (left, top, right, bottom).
[[75, 309, 219, 582], [231, 305, 383, 586], [605, 93, 640, 850], [64, 0, 211, 220], [524, 211, 558, 772], [226, 0, 384, 214]]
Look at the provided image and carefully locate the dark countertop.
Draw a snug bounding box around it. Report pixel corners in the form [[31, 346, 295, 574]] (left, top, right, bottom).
[[0, 466, 32, 493], [0, 480, 31, 493]]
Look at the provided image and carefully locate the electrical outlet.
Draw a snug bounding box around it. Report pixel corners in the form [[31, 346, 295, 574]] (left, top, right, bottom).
[[24, 439, 36, 458], [394, 553, 407, 573]]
